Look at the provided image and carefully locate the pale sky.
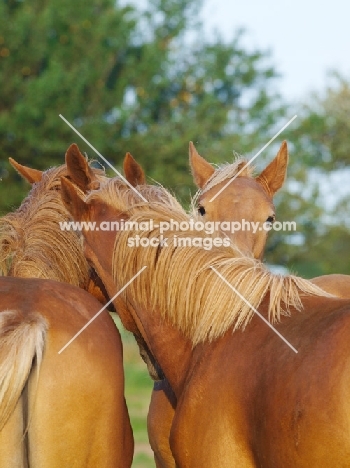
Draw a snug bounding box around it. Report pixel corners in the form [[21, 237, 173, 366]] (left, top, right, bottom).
[[200, 0, 350, 203], [126, 0, 350, 101], [201, 0, 350, 101]]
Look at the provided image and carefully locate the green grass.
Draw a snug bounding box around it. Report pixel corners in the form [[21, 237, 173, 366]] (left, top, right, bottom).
[[119, 320, 156, 468]]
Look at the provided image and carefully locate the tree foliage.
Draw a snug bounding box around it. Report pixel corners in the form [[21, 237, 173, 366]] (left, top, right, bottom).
[[0, 0, 285, 213], [1, 0, 349, 277], [268, 73, 350, 276]]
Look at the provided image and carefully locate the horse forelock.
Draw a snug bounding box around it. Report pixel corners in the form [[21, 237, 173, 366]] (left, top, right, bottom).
[[103, 196, 331, 346], [199, 157, 255, 197]]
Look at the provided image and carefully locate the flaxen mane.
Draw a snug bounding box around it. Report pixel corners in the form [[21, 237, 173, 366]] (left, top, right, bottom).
[[0, 164, 104, 286], [87, 177, 185, 215], [87, 180, 331, 345]]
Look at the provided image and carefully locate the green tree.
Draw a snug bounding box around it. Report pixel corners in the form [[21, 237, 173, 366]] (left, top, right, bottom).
[[0, 0, 286, 213], [266, 73, 350, 276], [292, 72, 350, 169]]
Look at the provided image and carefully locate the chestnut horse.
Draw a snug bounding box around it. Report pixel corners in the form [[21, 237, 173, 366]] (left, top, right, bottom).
[[150, 141, 293, 466], [0, 276, 131, 467], [61, 176, 350, 468], [0, 145, 133, 466], [111, 144, 350, 467], [189, 140, 350, 298]]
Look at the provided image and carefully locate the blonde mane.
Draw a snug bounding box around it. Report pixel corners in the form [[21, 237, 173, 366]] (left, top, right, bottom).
[[88, 179, 331, 345], [87, 177, 185, 214], [0, 163, 104, 287]]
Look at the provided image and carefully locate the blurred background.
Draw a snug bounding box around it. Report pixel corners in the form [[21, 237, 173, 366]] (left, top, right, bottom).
[[1, 0, 350, 464]]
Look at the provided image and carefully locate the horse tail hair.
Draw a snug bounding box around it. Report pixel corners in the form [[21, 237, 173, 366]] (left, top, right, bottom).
[[0, 309, 47, 430]]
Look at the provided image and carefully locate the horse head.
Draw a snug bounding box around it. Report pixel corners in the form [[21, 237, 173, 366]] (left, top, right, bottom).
[[190, 141, 288, 259]]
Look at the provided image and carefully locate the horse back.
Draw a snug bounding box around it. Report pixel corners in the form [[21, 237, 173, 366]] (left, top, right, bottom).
[[172, 296, 350, 467]]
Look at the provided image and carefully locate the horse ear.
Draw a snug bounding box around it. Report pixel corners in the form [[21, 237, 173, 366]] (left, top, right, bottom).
[[9, 158, 43, 184], [189, 142, 215, 189], [256, 141, 288, 195], [65, 143, 100, 192], [60, 176, 88, 221], [123, 152, 145, 187]]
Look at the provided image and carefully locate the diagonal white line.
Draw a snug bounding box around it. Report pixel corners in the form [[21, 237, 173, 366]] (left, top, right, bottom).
[[59, 114, 148, 202], [209, 115, 298, 202], [58, 266, 147, 354], [210, 266, 298, 353]]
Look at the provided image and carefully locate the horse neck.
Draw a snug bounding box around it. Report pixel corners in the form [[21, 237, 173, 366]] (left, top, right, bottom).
[[130, 302, 193, 396], [88, 244, 193, 395]]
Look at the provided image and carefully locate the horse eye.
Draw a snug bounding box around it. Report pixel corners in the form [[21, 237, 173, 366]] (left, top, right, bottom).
[[266, 215, 275, 224], [198, 205, 206, 216]]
